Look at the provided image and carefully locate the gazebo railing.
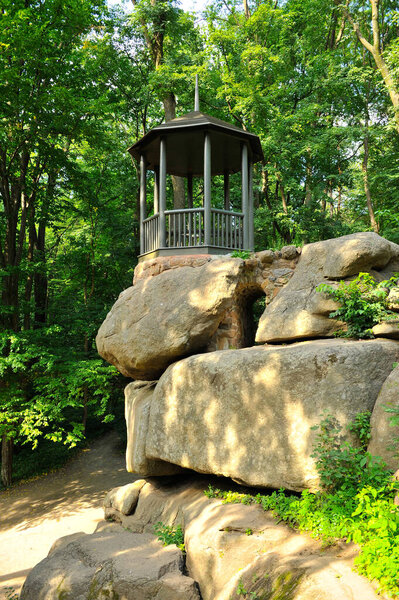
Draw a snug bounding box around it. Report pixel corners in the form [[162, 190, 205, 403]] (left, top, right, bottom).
[[142, 213, 160, 254], [167, 208, 204, 248], [211, 208, 244, 249], [142, 207, 244, 254]]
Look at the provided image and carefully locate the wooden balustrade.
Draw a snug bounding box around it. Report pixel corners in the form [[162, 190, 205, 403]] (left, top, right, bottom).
[[142, 208, 244, 254], [142, 214, 159, 254]]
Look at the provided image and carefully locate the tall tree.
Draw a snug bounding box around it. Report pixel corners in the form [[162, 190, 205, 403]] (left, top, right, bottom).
[[335, 0, 399, 132], [0, 0, 117, 485], [130, 0, 190, 208]]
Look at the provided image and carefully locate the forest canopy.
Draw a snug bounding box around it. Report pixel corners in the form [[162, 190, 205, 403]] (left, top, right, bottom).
[[1, 0, 399, 486]]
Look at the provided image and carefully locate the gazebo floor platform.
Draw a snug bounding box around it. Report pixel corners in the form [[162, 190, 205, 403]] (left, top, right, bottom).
[[138, 246, 239, 262]]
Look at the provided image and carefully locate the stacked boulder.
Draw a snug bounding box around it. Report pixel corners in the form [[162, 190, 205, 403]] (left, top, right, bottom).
[[21, 232, 399, 600], [96, 232, 399, 491]]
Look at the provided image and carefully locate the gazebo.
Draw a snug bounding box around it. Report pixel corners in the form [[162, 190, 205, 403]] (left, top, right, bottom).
[[128, 80, 264, 261]]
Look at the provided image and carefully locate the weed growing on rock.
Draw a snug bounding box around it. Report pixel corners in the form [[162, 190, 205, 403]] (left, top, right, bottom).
[[204, 412, 399, 597], [231, 250, 252, 260], [154, 522, 185, 552], [316, 272, 398, 338]]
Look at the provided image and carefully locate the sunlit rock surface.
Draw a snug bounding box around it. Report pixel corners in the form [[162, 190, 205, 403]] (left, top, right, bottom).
[[20, 522, 200, 600], [368, 364, 399, 469], [146, 339, 399, 492], [96, 258, 244, 380], [125, 381, 182, 476]]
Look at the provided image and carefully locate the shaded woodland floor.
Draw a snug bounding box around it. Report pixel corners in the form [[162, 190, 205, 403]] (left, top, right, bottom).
[[0, 431, 136, 599]]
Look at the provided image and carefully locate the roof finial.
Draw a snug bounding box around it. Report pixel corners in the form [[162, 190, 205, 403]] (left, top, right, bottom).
[[194, 74, 199, 112]]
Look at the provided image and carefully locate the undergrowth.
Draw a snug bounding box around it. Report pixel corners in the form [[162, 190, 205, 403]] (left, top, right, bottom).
[[204, 413, 399, 597], [0, 406, 124, 491]]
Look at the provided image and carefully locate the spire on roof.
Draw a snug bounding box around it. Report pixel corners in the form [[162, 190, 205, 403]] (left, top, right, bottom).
[[194, 74, 199, 112]]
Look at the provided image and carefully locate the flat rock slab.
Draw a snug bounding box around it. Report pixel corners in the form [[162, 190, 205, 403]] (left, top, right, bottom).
[[146, 339, 399, 491], [20, 522, 200, 600], [372, 320, 399, 339], [105, 477, 383, 600]]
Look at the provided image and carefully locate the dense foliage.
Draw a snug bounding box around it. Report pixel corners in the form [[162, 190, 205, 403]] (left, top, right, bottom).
[[204, 413, 399, 597], [1, 0, 399, 486]]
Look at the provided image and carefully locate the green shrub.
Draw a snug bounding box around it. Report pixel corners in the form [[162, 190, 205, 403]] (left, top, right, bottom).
[[316, 272, 398, 339], [154, 522, 185, 552], [310, 413, 388, 493]]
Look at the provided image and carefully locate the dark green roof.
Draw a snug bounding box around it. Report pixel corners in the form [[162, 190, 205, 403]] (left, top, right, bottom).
[[128, 111, 264, 176]]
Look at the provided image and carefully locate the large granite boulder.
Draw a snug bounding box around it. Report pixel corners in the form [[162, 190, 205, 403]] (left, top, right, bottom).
[[125, 381, 183, 476], [20, 522, 200, 600], [146, 339, 399, 492], [256, 232, 399, 343], [368, 364, 399, 470], [96, 258, 243, 379]]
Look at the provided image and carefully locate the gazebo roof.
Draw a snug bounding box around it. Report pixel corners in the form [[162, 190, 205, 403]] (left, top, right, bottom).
[[128, 110, 264, 177]]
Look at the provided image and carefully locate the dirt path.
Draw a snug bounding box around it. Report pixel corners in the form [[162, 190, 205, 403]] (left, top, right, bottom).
[[0, 431, 136, 599]]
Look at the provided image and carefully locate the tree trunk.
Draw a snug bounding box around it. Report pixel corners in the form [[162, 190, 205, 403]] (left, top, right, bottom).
[[336, 0, 399, 133], [362, 129, 379, 233], [304, 155, 312, 206], [277, 175, 288, 214], [163, 92, 185, 209], [24, 201, 36, 330], [34, 222, 47, 326], [1, 436, 13, 488]]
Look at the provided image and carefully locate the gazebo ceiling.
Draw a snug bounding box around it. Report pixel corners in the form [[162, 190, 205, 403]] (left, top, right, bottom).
[[128, 111, 264, 177]]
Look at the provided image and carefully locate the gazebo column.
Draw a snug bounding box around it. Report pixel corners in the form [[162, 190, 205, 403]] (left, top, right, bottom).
[[154, 167, 159, 214], [187, 173, 193, 209], [140, 154, 147, 255], [224, 171, 230, 210], [248, 159, 254, 251], [159, 137, 167, 248], [241, 143, 249, 250], [204, 132, 212, 246]]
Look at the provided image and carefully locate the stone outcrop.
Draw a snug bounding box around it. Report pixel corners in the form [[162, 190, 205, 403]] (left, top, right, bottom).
[[125, 381, 183, 476], [20, 521, 200, 600], [368, 364, 399, 470], [256, 232, 399, 343], [96, 258, 245, 379], [97, 250, 300, 379], [105, 477, 382, 600], [145, 339, 399, 491]]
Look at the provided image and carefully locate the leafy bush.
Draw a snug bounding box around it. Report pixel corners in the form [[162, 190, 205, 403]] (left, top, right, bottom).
[[310, 413, 388, 493], [316, 272, 398, 339], [204, 413, 399, 597], [154, 522, 185, 552]]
